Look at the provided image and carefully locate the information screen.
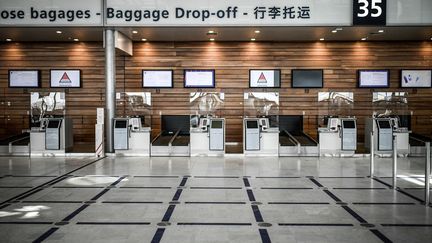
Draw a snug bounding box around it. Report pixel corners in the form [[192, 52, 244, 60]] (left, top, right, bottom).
[[249, 70, 281, 88], [378, 120, 391, 129], [343, 120, 356, 129], [292, 70, 323, 88], [47, 120, 61, 128], [115, 120, 128, 128], [184, 70, 215, 88], [401, 70, 432, 88], [142, 70, 173, 88], [358, 70, 389, 88], [247, 121, 258, 129], [50, 70, 81, 88], [211, 120, 223, 129], [9, 70, 40, 88]]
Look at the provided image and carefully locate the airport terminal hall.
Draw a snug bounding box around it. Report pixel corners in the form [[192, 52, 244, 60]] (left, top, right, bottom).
[[1, 0, 432, 242]]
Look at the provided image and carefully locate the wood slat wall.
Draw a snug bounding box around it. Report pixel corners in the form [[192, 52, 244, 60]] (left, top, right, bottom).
[[1, 41, 432, 148]]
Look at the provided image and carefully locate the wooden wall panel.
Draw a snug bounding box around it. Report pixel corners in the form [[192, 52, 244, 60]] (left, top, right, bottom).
[[1, 41, 432, 151]]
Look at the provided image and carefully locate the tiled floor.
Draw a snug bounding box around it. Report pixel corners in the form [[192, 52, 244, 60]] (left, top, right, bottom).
[[0, 155, 431, 243]]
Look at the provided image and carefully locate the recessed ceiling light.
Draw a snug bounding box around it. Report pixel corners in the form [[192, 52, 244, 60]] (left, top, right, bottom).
[[320, 38, 325, 41], [378, 30, 384, 33], [141, 38, 147, 41], [254, 30, 260, 34], [361, 37, 367, 41], [5, 38, 12, 42], [73, 38, 79, 42], [132, 30, 138, 34], [251, 38, 256, 41], [332, 30, 337, 33], [56, 30, 62, 34], [208, 30, 215, 34], [209, 38, 215, 41]]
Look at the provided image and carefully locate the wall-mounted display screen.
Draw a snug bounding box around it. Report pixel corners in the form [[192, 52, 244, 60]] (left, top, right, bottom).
[[249, 69, 281, 88], [358, 70, 389, 88], [8, 70, 41, 88], [292, 69, 323, 88], [50, 70, 81, 88], [401, 70, 432, 88], [184, 70, 215, 88], [142, 70, 173, 88]]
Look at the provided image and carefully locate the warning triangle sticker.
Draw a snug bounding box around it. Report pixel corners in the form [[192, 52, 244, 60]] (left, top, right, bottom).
[[59, 72, 72, 83], [257, 72, 267, 83]]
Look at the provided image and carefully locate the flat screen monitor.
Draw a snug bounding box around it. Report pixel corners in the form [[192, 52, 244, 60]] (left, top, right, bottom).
[[211, 120, 223, 129], [47, 120, 61, 128], [249, 69, 281, 88], [247, 120, 259, 129], [400, 70, 432, 88], [8, 70, 41, 88], [378, 120, 391, 129], [50, 70, 81, 88], [184, 70, 215, 88], [142, 70, 173, 88], [343, 120, 355, 129], [115, 120, 128, 128], [358, 70, 389, 88], [292, 69, 323, 88]]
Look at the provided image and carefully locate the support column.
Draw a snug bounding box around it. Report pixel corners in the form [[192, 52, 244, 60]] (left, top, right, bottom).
[[105, 29, 116, 153]]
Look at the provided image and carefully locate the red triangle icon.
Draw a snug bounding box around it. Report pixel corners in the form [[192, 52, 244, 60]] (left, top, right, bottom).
[[59, 72, 72, 83], [257, 72, 267, 83]]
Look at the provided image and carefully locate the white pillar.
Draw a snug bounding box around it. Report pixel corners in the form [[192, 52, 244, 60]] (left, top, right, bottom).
[[105, 29, 116, 153]]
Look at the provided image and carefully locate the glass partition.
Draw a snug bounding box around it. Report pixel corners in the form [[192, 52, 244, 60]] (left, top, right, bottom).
[[116, 92, 152, 127], [243, 92, 279, 127], [189, 92, 225, 128], [372, 92, 409, 117], [317, 91, 354, 127], [30, 92, 66, 128]]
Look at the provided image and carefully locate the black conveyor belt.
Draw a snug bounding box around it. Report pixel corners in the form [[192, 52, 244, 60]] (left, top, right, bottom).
[[290, 132, 317, 146], [279, 132, 297, 146], [153, 135, 173, 146], [410, 133, 432, 146], [0, 133, 30, 145], [172, 135, 190, 146]]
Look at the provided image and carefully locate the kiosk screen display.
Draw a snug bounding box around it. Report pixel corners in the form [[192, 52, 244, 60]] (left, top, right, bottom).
[[247, 121, 259, 128], [343, 120, 355, 128], [401, 70, 432, 88], [358, 70, 389, 88], [9, 70, 40, 88], [184, 70, 215, 88], [143, 70, 173, 88], [47, 120, 60, 128], [115, 120, 128, 128], [249, 70, 281, 88], [211, 120, 223, 129], [378, 120, 391, 129], [292, 70, 323, 88], [50, 70, 81, 88]]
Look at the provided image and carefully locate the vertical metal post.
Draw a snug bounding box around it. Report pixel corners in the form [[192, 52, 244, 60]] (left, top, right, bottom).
[[425, 142, 430, 206], [392, 135, 397, 189], [105, 29, 116, 153], [370, 131, 374, 177]]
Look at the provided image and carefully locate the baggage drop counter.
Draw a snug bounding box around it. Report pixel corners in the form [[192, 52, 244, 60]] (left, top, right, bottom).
[[151, 115, 190, 156], [0, 132, 30, 156], [279, 115, 318, 157]]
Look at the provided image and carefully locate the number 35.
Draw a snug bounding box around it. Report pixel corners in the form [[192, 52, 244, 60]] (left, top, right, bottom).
[[358, 0, 382, 17]]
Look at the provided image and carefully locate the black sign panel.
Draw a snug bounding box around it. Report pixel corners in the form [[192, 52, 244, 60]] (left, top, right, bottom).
[[353, 0, 386, 26]]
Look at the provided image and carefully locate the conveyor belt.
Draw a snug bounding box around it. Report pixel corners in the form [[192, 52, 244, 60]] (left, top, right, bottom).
[[290, 132, 317, 146], [0, 133, 30, 145], [410, 133, 431, 146], [172, 135, 190, 146], [279, 132, 297, 146], [152, 134, 174, 146]]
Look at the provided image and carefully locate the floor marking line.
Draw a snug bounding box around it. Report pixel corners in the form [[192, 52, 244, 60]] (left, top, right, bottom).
[[247, 189, 256, 201], [278, 223, 354, 226], [150, 228, 165, 243], [309, 178, 324, 187], [62, 204, 90, 221], [341, 206, 368, 223], [161, 205, 176, 222], [323, 190, 342, 202], [177, 222, 252, 226], [370, 229, 393, 243], [252, 205, 264, 222], [259, 229, 272, 243], [32, 227, 59, 243], [243, 178, 251, 187], [172, 189, 183, 201], [179, 177, 188, 187]]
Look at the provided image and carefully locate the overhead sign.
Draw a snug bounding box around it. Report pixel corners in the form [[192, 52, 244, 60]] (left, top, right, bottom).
[[0, 0, 102, 26], [105, 0, 352, 26], [250, 70, 281, 88], [353, 0, 386, 26], [50, 70, 81, 88], [401, 70, 432, 88]]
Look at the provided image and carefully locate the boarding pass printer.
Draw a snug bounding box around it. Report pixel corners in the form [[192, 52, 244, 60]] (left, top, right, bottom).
[[191, 117, 225, 156], [243, 117, 279, 155]]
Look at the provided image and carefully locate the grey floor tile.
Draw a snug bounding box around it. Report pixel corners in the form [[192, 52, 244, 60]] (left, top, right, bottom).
[[330, 189, 419, 203], [180, 189, 248, 202], [24, 188, 104, 202], [351, 204, 432, 224], [161, 226, 262, 243], [254, 189, 333, 203], [98, 188, 176, 202], [171, 204, 255, 223], [0, 202, 82, 222], [1, 224, 53, 243]]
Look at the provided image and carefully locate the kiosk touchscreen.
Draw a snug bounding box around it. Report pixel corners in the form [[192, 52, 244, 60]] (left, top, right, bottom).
[[377, 120, 393, 151], [341, 119, 357, 151], [45, 119, 62, 150], [245, 119, 260, 151], [209, 119, 224, 151], [114, 119, 129, 150]]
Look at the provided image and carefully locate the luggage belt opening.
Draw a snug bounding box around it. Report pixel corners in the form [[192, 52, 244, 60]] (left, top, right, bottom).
[[152, 129, 190, 147]]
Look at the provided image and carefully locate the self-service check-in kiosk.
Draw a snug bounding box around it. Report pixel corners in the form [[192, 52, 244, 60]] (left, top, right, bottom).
[[191, 117, 225, 156], [113, 117, 151, 156], [365, 117, 410, 156], [318, 117, 357, 156], [30, 117, 73, 156], [243, 117, 279, 155]]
